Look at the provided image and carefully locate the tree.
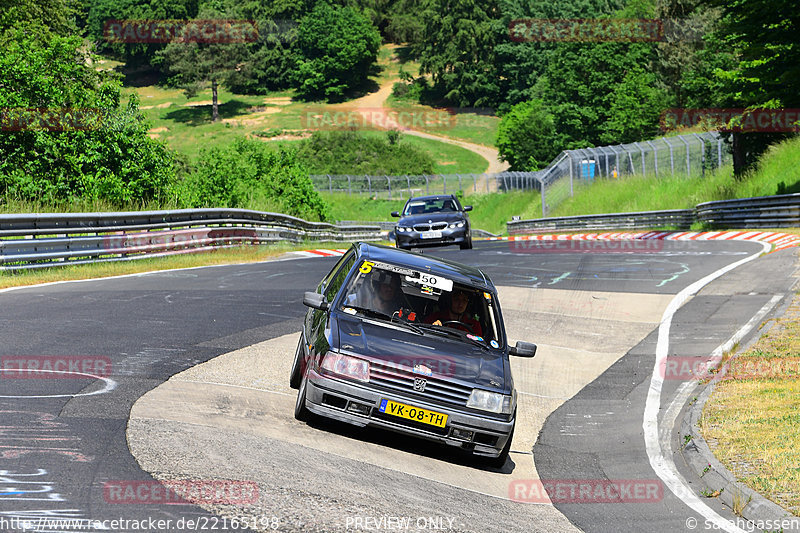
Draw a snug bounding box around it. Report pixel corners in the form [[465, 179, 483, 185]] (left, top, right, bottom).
[[156, 9, 248, 122], [702, 0, 799, 175], [413, 0, 504, 107], [0, 26, 176, 206], [292, 2, 381, 100], [496, 99, 560, 170]]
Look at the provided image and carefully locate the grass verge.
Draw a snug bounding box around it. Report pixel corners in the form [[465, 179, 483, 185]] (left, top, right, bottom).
[[0, 242, 367, 290], [701, 284, 800, 516]]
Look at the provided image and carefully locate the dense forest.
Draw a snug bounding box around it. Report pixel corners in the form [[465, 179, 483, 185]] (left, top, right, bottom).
[[1, 0, 797, 212]]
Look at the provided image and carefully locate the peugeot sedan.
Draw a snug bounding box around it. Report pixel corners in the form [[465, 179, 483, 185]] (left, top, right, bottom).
[[290, 242, 536, 466]]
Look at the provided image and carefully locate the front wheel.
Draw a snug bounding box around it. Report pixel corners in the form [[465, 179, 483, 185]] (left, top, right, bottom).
[[294, 369, 310, 421], [459, 234, 473, 250], [289, 335, 304, 389], [486, 424, 514, 468]]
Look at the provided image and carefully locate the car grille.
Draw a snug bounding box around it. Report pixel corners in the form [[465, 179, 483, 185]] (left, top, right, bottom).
[[413, 222, 448, 232], [369, 362, 472, 407]]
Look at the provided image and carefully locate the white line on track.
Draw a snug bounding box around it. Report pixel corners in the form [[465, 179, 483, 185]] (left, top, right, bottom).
[[643, 239, 772, 532]]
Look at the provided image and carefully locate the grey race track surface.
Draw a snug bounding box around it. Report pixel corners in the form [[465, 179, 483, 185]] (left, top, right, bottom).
[[1, 239, 796, 533]]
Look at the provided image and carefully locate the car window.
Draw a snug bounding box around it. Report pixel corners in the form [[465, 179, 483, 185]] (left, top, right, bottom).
[[339, 259, 501, 347], [402, 198, 458, 215], [323, 252, 356, 300]]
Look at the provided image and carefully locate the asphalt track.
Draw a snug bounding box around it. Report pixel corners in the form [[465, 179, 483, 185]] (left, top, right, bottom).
[[0, 238, 797, 533]]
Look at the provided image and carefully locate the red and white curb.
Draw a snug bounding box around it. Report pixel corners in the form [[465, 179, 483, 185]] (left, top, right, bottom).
[[290, 231, 800, 258], [489, 231, 800, 253], [290, 248, 349, 258]]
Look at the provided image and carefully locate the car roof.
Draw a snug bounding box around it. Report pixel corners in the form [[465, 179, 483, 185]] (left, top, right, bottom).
[[404, 195, 455, 203], [354, 242, 492, 289]]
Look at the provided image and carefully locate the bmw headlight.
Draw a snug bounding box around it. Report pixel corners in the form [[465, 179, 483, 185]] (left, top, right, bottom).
[[467, 389, 514, 414], [321, 352, 370, 382], [396, 226, 411, 233], [449, 222, 465, 228]]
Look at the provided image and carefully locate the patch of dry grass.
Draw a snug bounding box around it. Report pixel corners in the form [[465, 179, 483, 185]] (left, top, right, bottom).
[[701, 287, 800, 516]]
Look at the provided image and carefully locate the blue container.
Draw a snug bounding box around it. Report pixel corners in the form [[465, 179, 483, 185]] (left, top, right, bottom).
[[580, 159, 596, 180]]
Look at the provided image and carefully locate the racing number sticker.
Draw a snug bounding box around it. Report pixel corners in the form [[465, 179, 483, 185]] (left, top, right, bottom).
[[359, 261, 375, 274]]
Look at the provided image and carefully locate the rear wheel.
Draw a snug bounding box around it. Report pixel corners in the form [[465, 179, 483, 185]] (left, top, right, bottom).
[[289, 335, 304, 389]]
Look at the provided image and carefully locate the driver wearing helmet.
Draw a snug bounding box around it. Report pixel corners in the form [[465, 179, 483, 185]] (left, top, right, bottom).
[[424, 287, 482, 335]]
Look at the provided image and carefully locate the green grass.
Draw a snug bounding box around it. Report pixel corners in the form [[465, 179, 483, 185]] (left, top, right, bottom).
[[385, 95, 500, 147], [322, 190, 541, 234]]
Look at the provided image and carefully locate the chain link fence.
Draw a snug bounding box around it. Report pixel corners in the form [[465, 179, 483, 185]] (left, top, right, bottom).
[[311, 132, 731, 217], [309, 173, 539, 198]]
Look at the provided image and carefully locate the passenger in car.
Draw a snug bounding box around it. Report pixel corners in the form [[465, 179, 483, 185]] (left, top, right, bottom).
[[424, 288, 482, 336]]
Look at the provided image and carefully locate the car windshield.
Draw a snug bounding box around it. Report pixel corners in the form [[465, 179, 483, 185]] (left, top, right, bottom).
[[403, 198, 457, 216], [339, 259, 501, 347]]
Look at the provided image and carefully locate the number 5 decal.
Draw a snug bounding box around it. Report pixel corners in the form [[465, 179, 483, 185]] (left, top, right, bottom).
[[359, 261, 374, 274]]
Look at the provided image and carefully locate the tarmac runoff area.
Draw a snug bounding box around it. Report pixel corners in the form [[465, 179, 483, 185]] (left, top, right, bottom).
[[128, 287, 675, 532]]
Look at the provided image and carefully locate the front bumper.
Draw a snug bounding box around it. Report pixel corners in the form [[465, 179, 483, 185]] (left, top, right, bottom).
[[303, 368, 513, 458], [395, 227, 470, 249]]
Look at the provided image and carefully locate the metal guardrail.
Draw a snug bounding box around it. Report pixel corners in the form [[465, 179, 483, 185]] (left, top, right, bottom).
[[696, 193, 800, 229], [507, 209, 696, 234], [507, 194, 800, 234], [0, 209, 383, 271]]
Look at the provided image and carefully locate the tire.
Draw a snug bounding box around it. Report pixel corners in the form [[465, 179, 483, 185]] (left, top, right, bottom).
[[486, 424, 514, 468], [289, 335, 304, 389], [294, 369, 310, 421], [460, 236, 473, 250]]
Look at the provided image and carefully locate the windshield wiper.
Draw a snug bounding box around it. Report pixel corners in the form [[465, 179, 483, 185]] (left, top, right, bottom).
[[414, 323, 489, 349], [344, 305, 423, 335]]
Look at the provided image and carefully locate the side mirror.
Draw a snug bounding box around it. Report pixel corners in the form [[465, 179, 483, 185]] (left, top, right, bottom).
[[509, 341, 536, 358], [303, 291, 329, 311], [463, 205, 473, 212], [391, 211, 400, 217]]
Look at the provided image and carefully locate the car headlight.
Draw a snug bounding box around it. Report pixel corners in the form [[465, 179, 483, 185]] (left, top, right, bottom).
[[321, 352, 370, 382], [449, 222, 465, 228], [466, 389, 514, 414], [396, 226, 411, 233]]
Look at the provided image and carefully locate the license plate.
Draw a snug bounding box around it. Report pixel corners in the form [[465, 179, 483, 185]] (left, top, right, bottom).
[[420, 230, 442, 239], [379, 399, 447, 428]]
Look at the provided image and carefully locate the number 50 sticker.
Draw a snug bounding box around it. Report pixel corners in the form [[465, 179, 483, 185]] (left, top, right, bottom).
[[407, 273, 453, 291]]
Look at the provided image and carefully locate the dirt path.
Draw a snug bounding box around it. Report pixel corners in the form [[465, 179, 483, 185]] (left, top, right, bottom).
[[343, 78, 509, 175]]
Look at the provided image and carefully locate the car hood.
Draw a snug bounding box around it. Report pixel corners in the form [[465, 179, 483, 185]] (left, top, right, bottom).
[[397, 213, 466, 226], [335, 314, 506, 391]]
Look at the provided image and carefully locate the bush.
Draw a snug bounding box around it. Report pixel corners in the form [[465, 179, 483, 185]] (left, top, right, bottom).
[[295, 130, 435, 175], [0, 26, 176, 207], [180, 139, 329, 222], [496, 99, 561, 171]]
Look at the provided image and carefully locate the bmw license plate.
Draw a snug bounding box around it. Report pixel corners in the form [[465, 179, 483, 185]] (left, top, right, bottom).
[[420, 230, 443, 239], [379, 399, 447, 427]]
